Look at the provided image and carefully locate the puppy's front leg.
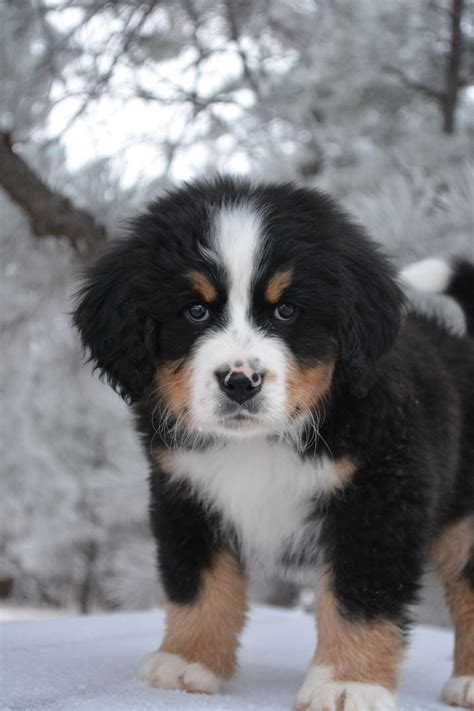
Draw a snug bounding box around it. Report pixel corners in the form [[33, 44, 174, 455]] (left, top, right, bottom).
[[141, 550, 246, 694], [296, 460, 427, 711], [140, 471, 247, 694], [433, 519, 474, 709], [140, 550, 246, 694], [296, 571, 402, 711]]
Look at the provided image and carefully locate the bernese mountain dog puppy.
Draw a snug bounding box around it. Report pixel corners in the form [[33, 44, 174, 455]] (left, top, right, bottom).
[[74, 176, 474, 711]]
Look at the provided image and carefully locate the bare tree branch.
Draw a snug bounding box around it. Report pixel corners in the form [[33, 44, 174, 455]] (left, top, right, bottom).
[[384, 0, 467, 135], [384, 64, 444, 101], [224, 0, 261, 97], [443, 0, 464, 134], [0, 133, 106, 258]]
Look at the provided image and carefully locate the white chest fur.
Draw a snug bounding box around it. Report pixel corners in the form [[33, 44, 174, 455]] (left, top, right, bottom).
[[171, 439, 340, 574]]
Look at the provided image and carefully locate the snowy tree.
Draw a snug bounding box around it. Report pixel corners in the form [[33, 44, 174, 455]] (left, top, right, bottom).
[[0, 0, 472, 613]]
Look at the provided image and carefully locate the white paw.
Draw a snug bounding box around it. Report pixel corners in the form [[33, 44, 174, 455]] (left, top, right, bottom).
[[139, 650, 220, 694], [296, 666, 396, 711], [441, 676, 474, 709]]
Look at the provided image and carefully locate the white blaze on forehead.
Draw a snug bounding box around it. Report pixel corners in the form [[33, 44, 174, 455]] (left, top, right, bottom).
[[212, 204, 264, 334], [190, 203, 289, 434]]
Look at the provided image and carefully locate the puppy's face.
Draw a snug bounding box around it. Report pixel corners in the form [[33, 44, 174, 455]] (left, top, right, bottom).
[[74, 177, 403, 441], [154, 203, 337, 438]]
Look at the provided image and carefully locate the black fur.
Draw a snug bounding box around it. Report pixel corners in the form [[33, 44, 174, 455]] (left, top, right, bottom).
[[74, 176, 474, 639], [148, 473, 221, 604], [448, 259, 474, 336], [73, 243, 156, 403]]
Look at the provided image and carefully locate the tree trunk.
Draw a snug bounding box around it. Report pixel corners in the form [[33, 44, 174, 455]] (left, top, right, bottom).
[[78, 540, 99, 615], [0, 133, 106, 258], [443, 0, 464, 134]]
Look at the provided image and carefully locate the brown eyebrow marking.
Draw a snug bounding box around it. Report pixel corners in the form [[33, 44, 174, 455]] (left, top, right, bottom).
[[265, 268, 293, 303], [185, 270, 218, 302]]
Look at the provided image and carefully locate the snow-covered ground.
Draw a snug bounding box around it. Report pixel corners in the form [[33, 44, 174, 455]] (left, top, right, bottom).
[[1, 604, 454, 711], [0, 604, 72, 622]]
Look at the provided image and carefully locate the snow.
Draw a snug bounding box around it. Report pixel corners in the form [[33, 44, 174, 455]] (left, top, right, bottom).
[[1, 604, 454, 711]]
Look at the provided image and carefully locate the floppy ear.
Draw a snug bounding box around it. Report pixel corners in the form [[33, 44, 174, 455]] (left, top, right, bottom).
[[337, 225, 404, 397], [73, 244, 156, 404]]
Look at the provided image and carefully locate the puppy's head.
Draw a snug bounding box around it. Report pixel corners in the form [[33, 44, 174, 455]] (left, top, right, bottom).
[[74, 177, 403, 439]]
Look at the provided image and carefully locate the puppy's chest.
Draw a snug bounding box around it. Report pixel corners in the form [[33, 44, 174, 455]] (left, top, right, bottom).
[[171, 440, 337, 573]]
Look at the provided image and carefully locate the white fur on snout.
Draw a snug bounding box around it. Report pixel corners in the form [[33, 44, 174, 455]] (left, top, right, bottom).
[[191, 327, 289, 436]]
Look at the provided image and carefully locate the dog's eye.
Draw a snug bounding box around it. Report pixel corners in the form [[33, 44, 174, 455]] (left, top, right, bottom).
[[274, 303, 298, 322], [185, 303, 210, 323]]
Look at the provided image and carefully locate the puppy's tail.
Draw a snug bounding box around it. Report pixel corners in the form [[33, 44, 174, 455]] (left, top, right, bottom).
[[401, 257, 474, 336]]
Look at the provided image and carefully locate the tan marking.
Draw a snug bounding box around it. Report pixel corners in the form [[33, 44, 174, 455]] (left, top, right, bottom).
[[432, 518, 474, 677], [154, 360, 192, 423], [334, 457, 357, 488], [287, 357, 335, 417], [186, 270, 217, 303], [154, 447, 174, 472], [265, 268, 293, 303], [432, 518, 472, 581], [313, 571, 403, 691], [160, 551, 247, 679]]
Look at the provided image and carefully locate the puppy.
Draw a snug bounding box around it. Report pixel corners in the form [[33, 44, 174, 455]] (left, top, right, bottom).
[[74, 176, 474, 710]]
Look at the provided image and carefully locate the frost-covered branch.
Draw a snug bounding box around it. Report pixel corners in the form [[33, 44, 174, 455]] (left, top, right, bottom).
[[224, 0, 261, 98], [385, 0, 468, 135], [0, 132, 106, 258]]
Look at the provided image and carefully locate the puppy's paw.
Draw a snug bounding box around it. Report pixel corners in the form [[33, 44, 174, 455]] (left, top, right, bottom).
[[296, 666, 396, 711], [139, 650, 220, 694], [441, 676, 474, 709]]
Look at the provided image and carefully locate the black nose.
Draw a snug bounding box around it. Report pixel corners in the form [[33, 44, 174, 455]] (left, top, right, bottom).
[[216, 370, 263, 405]]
